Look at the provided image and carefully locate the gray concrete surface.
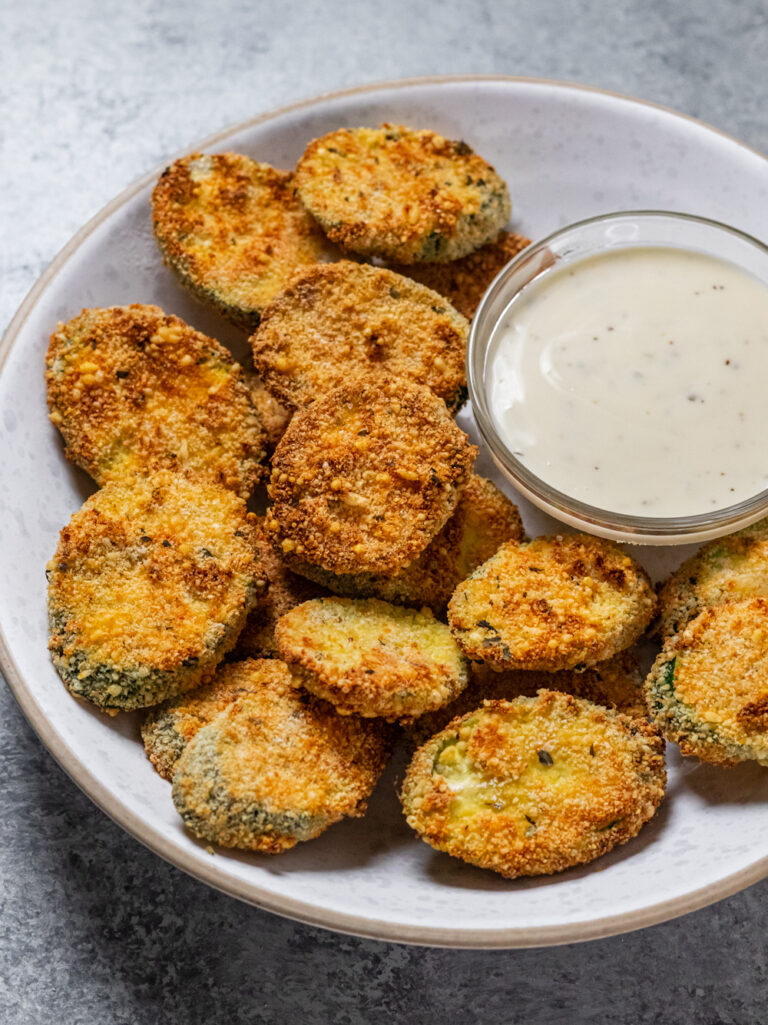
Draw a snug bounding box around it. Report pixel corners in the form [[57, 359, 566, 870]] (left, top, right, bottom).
[[3, 1, 768, 1021]]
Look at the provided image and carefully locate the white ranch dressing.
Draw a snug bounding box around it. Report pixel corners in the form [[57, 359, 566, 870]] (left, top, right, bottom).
[[488, 246, 768, 517]]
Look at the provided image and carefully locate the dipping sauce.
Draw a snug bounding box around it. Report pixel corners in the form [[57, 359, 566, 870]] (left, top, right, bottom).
[[488, 246, 768, 517]]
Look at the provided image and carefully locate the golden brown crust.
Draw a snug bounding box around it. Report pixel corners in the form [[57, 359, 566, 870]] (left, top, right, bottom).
[[448, 534, 656, 671], [646, 598, 768, 766], [251, 261, 469, 411], [386, 231, 531, 319], [46, 305, 267, 498], [152, 152, 332, 328], [171, 658, 395, 851], [275, 597, 469, 720], [294, 125, 511, 263], [289, 474, 524, 612], [47, 471, 260, 711], [266, 377, 476, 574], [401, 692, 666, 878]]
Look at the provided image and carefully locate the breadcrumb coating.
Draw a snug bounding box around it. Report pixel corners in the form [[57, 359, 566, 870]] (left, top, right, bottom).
[[152, 152, 331, 328], [46, 305, 267, 499], [243, 367, 292, 452], [646, 598, 768, 766], [251, 260, 469, 411], [401, 692, 665, 878], [295, 125, 511, 263], [290, 475, 523, 612], [171, 658, 394, 851], [266, 377, 476, 575], [448, 534, 656, 671], [387, 231, 531, 319], [658, 519, 768, 638], [47, 472, 261, 711]]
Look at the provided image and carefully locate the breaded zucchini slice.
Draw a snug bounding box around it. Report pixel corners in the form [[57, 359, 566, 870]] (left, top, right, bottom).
[[47, 472, 260, 711], [646, 598, 768, 766], [232, 518, 329, 660], [290, 475, 523, 612], [294, 125, 511, 263], [410, 651, 646, 746], [142, 658, 267, 780], [251, 261, 469, 411], [658, 519, 768, 638], [401, 692, 666, 878], [46, 305, 266, 498], [448, 534, 656, 671], [266, 377, 476, 575], [171, 659, 394, 851], [387, 231, 531, 319], [152, 152, 331, 328], [275, 597, 469, 720]]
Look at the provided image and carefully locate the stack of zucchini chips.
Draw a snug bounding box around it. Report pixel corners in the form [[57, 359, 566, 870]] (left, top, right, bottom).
[[46, 123, 761, 881]]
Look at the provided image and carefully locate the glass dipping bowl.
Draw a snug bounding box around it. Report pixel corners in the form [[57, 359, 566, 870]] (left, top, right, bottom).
[[467, 210, 768, 545]]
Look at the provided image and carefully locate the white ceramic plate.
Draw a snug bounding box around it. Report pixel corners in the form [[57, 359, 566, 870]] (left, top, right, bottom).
[[3, 76, 768, 949]]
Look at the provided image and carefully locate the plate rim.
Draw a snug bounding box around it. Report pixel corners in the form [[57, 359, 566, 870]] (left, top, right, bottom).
[[4, 73, 768, 949]]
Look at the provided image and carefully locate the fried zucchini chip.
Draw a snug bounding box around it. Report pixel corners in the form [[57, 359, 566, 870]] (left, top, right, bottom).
[[152, 152, 331, 328], [448, 534, 656, 671], [142, 658, 266, 780], [658, 519, 768, 638], [171, 659, 394, 851], [46, 305, 266, 498], [646, 598, 768, 766], [232, 518, 329, 660], [411, 651, 647, 746], [295, 125, 511, 263], [276, 597, 468, 720], [47, 472, 260, 711], [251, 261, 469, 411], [290, 475, 523, 612], [401, 692, 666, 878], [387, 231, 531, 319], [267, 378, 476, 575]]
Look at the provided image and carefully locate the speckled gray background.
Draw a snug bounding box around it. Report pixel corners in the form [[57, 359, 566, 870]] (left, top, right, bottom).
[[3, 2, 768, 1022]]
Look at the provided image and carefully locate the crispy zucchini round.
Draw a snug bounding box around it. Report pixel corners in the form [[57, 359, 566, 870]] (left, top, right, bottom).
[[47, 472, 260, 711], [251, 261, 468, 411], [275, 597, 469, 720], [646, 598, 768, 766], [142, 658, 267, 780], [401, 692, 666, 878], [294, 125, 511, 263], [46, 305, 267, 498], [290, 475, 523, 612], [152, 152, 331, 328], [410, 651, 647, 746], [386, 230, 531, 319], [658, 519, 768, 638], [448, 534, 656, 671], [171, 658, 394, 851], [266, 377, 476, 575]]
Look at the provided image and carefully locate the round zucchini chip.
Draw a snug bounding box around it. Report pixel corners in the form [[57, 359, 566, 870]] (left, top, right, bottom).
[[47, 472, 260, 711], [266, 377, 476, 575], [294, 124, 511, 263], [251, 261, 468, 411], [142, 658, 267, 781], [658, 518, 768, 638], [646, 598, 768, 766], [152, 152, 332, 328], [386, 230, 531, 319], [275, 597, 469, 721], [401, 692, 666, 878], [448, 534, 656, 671], [290, 475, 523, 612], [46, 305, 267, 498], [171, 659, 394, 852]]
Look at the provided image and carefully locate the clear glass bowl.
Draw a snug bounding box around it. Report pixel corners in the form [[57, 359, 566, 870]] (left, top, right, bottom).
[[467, 210, 768, 545]]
